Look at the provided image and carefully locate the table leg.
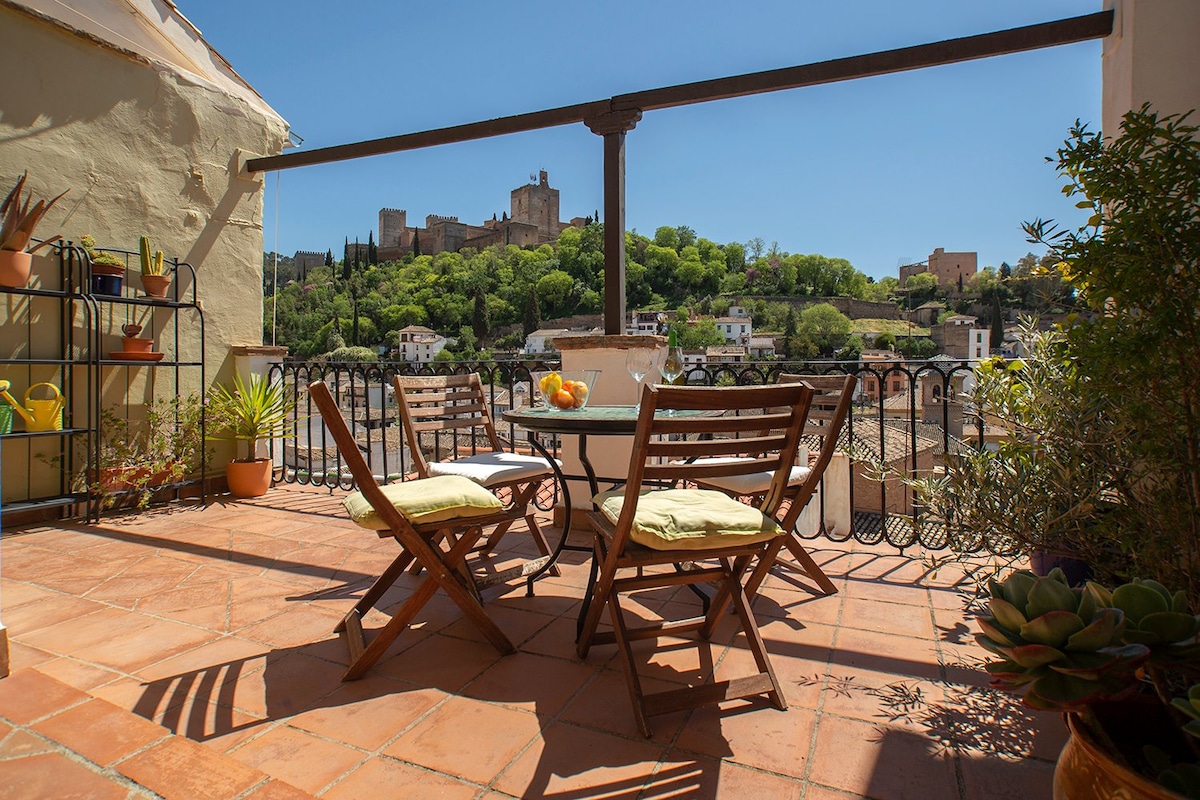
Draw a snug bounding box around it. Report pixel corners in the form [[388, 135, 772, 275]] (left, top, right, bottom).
[[523, 431, 590, 596]]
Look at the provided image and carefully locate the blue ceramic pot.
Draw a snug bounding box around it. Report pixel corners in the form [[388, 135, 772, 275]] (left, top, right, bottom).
[[91, 273, 123, 296]]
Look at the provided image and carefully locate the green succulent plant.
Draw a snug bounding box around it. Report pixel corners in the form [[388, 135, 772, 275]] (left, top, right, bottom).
[[80, 234, 126, 268], [978, 568, 1151, 710], [139, 235, 165, 275]]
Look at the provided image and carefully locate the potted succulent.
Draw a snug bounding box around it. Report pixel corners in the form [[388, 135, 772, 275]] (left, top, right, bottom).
[[0, 171, 67, 288], [978, 569, 1200, 798], [208, 372, 297, 497], [138, 235, 171, 298], [80, 234, 127, 296]]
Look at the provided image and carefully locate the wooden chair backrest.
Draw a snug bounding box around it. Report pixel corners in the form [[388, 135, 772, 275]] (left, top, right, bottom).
[[394, 373, 503, 477], [612, 382, 814, 552], [777, 373, 857, 528], [308, 380, 411, 535]]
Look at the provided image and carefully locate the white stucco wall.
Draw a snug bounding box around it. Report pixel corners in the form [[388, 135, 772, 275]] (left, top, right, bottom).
[[1103, 0, 1200, 131], [0, 4, 287, 501]]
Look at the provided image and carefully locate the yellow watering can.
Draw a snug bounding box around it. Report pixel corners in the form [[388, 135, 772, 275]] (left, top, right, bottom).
[[0, 380, 64, 432]]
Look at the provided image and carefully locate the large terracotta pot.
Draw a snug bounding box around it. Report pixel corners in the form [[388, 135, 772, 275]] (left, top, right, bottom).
[[225, 458, 273, 498], [140, 274, 171, 298], [1055, 712, 1185, 799], [0, 250, 32, 288]]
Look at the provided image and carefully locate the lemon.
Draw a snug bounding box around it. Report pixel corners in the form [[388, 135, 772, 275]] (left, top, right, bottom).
[[540, 372, 562, 396]]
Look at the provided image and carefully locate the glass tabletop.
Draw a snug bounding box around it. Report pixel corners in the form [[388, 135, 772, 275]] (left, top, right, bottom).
[[501, 405, 714, 435]]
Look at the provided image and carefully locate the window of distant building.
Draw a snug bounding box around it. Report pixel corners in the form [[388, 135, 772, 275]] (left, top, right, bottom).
[[892, 380, 901, 392]]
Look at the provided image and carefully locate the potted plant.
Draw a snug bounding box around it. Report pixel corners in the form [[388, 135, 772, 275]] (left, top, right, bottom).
[[917, 106, 1200, 798], [80, 234, 127, 296], [208, 372, 297, 498], [978, 569, 1200, 799], [92, 396, 207, 509], [138, 235, 171, 298], [0, 171, 67, 288]]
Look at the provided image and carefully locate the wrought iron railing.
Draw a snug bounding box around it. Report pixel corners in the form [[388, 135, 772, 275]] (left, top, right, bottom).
[[268, 356, 986, 550]]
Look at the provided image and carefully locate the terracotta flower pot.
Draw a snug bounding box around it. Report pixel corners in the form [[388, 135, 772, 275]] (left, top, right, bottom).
[[0, 250, 32, 288], [225, 458, 273, 498], [120, 337, 155, 354], [140, 274, 171, 298], [1055, 711, 1187, 799]]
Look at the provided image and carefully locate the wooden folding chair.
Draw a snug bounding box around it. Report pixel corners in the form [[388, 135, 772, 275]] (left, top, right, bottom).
[[695, 374, 856, 597], [308, 380, 516, 681], [394, 373, 560, 587], [577, 382, 814, 737]]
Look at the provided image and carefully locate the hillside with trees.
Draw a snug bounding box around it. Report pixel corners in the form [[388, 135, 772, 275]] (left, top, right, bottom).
[[266, 223, 901, 359]]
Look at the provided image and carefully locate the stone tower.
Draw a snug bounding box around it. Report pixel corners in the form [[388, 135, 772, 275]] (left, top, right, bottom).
[[510, 169, 560, 242], [379, 208, 407, 248]]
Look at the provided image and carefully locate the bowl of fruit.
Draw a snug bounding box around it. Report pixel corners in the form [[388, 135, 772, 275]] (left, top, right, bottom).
[[534, 370, 598, 411]]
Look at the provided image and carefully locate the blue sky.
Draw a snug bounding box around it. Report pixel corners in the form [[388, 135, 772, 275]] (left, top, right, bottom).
[[183, 0, 1103, 280]]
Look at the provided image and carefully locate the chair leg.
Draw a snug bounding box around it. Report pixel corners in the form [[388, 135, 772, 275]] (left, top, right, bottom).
[[608, 590, 653, 738], [726, 571, 787, 711], [335, 548, 415, 634], [523, 512, 561, 577], [769, 534, 839, 596], [576, 539, 616, 659]]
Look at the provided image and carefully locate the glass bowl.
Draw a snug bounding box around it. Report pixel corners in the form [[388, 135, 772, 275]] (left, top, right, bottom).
[[533, 370, 599, 411]]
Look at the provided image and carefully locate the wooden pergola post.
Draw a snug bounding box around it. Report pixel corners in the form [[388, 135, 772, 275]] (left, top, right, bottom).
[[585, 110, 642, 335]]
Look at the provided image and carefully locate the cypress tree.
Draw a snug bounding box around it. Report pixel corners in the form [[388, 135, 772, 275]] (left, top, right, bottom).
[[473, 287, 490, 340], [523, 287, 540, 336], [368, 230, 377, 265], [325, 249, 333, 267], [412, 231, 421, 257]]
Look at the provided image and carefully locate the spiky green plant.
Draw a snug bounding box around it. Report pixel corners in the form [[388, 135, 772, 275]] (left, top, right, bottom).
[[1, 172, 67, 253], [207, 373, 299, 462]]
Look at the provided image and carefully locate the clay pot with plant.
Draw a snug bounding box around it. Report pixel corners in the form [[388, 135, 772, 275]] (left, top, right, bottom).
[[0, 171, 67, 288], [138, 235, 171, 298], [80, 234, 127, 295], [208, 372, 298, 498]]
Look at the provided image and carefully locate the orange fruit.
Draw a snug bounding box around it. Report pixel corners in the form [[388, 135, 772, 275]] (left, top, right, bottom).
[[568, 382, 589, 407], [552, 389, 575, 409]]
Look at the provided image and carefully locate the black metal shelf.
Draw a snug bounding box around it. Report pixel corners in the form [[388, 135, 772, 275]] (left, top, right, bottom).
[[0, 493, 88, 517], [92, 294, 197, 310], [2, 357, 87, 366], [0, 285, 79, 299], [99, 359, 204, 367], [1, 426, 90, 440]]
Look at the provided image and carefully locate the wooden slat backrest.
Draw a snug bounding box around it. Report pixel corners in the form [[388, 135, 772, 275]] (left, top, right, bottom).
[[394, 373, 503, 476], [776, 373, 857, 530], [308, 380, 411, 535], [610, 382, 814, 554]]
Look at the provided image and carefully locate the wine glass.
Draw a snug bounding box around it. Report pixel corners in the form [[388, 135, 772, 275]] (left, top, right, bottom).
[[658, 343, 685, 415], [625, 348, 654, 411]]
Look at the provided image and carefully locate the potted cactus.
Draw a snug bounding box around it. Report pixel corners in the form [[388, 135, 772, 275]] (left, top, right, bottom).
[[978, 568, 1200, 798], [0, 171, 67, 288], [80, 234, 127, 295], [138, 235, 171, 298]]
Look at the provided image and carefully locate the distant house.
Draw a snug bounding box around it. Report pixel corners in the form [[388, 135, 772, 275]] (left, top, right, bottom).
[[705, 346, 748, 364], [626, 310, 662, 336], [523, 328, 570, 354], [908, 301, 945, 328], [747, 336, 776, 359], [394, 325, 447, 363], [714, 316, 752, 344], [932, 315, 988, 360]]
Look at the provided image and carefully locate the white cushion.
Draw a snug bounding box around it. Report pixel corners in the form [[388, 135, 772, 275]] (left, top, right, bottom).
[[692, 456, 811, 496], [427, 452, 558, 487]]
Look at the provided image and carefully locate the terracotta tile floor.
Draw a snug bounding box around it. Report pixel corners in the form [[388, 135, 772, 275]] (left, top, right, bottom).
[[0, 485, 1067, 799]]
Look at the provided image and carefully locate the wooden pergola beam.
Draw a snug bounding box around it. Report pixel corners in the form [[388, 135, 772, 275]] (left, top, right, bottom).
[[245, 10, 1113, 335]]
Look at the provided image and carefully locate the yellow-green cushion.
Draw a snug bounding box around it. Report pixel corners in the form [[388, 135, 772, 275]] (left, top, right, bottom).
[[344, 475, 504, 530], [593, 487, 783, 551]]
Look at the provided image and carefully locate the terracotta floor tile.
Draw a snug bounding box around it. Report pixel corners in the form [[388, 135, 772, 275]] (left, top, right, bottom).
[[376, 634, 505, 692], [519, 615, 611, 664], [322, 757, 478, 800], [807, 716, 958, 800], [439, 604, 556, 648], [840, 596, 935, 639], [830, 627, 943, 681], [384, 695, 541, 786], [3, 640, 55, 671], [242, 779, 319, 800], [229, 725, 365, 795], [29, 656, 126, 693], [756, 589, 845, 627], [819, 667, 946, 733], [180, 651, 343, 721], [844, 577, 933, 607], [2, 590, 106, 635], [0, 729, 56, 759], [18, 607, 166, 659], [492, 720, 666, 798], [673, 702, 815, 778], [0, 752, 129, 800], [137, 636, 269, 683], [558, 668, 688, 743], [960, 750, 1056, 800], [234, 605, 345, 650], [75, 616, 220, 674], [118, 734, 266, 800], [460, 651, 595, 716], [136, 581, 233, 630], [289, 676, 444, 751], [0, 668, 90, 724], [659, 750, 805, 799], [33, 698, 168, 766]]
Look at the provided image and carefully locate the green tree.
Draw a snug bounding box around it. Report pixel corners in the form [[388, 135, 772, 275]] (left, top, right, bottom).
[[653, 226, 679, 249], [523, 286, 540, 335], [472, 287, 490, 341], [872, 332, 896, 351], [678, 317, 725, 350], [675, 225, 696, 249], [536, 269, 575, 314], [904, 272, 939, 307], [799, 303, 852, 356]]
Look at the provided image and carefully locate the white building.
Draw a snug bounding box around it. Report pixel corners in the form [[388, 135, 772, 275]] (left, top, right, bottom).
[[747, 336, 777, 359], [394, 325, 448, 363], [715, 316, 752, 344], [523, 328, 570, 355]]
